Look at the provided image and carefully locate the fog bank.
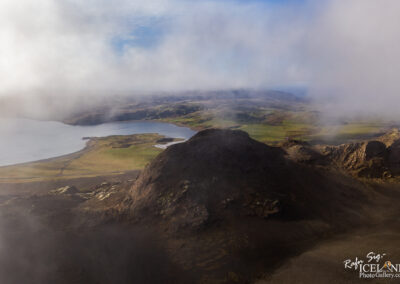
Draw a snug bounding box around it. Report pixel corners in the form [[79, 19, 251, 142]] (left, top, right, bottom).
[[1, 0, 400, 118]]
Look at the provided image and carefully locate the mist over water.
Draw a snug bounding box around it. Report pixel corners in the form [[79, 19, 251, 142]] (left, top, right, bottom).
[[0, 118, 195, 166]]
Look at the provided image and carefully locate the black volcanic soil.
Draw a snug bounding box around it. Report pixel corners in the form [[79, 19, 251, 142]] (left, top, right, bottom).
[[116, 129, 377, 282], [126, 129, 370, 225], [1, 129, 400, 283]]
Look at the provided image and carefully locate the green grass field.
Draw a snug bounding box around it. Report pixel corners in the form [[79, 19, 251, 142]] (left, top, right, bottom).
[[0, 134, 164, 183], [162, 110, 388, 145]]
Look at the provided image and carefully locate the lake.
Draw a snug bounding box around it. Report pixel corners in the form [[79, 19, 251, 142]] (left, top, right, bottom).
[[0, 118, 196, 166]]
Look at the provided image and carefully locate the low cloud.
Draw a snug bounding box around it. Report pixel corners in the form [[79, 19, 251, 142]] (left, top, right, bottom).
[[1, 0, 400, 118], [305, 0, 400, 118], [0, 0, 306, 97]]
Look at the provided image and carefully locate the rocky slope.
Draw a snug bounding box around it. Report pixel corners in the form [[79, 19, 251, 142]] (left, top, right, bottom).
[[282, 128, 400, 178], [124, 129, 368, 227], [111, 129, 374, 283], [3, 128, 400, 283]]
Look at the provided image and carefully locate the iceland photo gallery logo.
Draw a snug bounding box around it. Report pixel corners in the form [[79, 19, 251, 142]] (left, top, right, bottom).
[[344, 252, 400, 279]]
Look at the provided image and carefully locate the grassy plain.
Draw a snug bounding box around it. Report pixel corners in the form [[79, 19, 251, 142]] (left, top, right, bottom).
[[0, 134, 164, 183], [162, 110, 388, 145]]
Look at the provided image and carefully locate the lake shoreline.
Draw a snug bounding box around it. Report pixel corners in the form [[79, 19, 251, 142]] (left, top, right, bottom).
[[0, 118, 195, 167], [0, 133, 169, 183]]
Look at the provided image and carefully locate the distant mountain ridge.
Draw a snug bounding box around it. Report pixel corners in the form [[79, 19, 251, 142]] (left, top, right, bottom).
[[62, 89, 304, 126]]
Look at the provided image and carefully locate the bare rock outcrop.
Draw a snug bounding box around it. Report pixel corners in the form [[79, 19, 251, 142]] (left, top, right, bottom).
[[318, 129, 400, 178]]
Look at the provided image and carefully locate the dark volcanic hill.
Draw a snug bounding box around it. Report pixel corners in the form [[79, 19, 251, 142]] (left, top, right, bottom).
[[118, 129, 372, 283], [127, 129, 288, 225], [125, 129, 368, 227]]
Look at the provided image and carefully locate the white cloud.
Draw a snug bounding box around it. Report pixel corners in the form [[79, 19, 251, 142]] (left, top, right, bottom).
[[305, 0, 400, 118], [0, 0, 306, 98], [1, 0, 400, 119]]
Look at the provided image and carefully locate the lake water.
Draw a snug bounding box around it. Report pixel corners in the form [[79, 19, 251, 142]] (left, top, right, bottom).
[[0, 118, 196, 167]]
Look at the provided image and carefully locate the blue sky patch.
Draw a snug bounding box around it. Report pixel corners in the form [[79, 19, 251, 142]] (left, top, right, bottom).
[[111, 24, 165, 55]]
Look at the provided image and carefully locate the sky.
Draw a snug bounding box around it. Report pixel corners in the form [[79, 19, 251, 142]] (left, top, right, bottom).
[[0, 0, 311, 96], [1, 0, 400, 117]]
